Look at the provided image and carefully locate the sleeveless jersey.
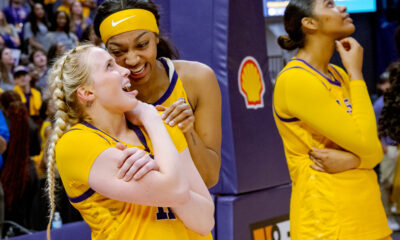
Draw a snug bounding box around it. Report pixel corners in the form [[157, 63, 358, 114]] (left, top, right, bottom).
[[56, 121, 212, 240], [153, 58, 191, 108], [273, 58, 390, 240]]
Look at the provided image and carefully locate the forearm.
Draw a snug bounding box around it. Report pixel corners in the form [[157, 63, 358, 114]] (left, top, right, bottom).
[[280, 73, 382, 168], [184, 129, 221, 188], [349, 80, 383, 168], [143, 118, 188, 190], [350, 81, 378, 135], [172, 191, 214, 236]]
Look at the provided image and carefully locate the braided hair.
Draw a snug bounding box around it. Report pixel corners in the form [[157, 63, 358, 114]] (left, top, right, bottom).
[[46, 44, 95, 239]]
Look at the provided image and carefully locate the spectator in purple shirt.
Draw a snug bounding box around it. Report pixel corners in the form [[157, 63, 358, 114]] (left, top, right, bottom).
[[2, 0, 29, 35]]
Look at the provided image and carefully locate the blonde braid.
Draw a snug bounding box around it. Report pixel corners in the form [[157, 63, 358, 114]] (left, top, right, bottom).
[[46, 44, 95, 239], [46, 54, 69, 240]]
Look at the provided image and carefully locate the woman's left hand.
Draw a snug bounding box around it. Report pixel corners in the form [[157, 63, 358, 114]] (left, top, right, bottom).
[[156, 98, 195, 133], [309, 147, 361, 173], [115, 142, 159, 181]]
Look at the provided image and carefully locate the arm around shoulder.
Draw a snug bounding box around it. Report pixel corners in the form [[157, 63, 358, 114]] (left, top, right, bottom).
[[175, 61, 222, 187]]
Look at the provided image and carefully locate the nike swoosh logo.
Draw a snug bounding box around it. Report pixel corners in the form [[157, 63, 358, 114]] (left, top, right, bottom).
[[111, 15, 136, 27]]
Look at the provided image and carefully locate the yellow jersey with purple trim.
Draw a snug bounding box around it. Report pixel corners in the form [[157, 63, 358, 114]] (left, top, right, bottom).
[[153, 58, 191, 108], [273, 58, 390, 240], [55, 121, 212, 240], [14, 85, 42, 116]]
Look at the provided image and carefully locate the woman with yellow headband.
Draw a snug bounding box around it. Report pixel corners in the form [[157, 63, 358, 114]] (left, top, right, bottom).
[[45, 44, 214, 239], [93, 0, 222, 188]]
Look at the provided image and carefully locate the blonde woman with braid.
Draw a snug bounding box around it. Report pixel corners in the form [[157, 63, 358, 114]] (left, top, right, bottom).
[[46, 44, 214, 240]]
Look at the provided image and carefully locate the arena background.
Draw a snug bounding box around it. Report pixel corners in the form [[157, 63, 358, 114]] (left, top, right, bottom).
[[6, 0, 400, 239]]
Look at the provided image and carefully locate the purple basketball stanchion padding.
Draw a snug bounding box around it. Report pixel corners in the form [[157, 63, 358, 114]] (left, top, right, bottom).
[[153, 0, 290, 195], [215, 184, 291, 240], [8, 221, 91, 240]]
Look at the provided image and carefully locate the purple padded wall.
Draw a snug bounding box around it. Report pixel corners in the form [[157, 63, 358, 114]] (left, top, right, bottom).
[[215, 184, 291, 240], [153, 0, 290, 194]]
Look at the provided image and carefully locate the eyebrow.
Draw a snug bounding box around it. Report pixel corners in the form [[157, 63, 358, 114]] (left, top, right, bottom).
[[134, 31, 148, 42], [107, 31, 149, 47]]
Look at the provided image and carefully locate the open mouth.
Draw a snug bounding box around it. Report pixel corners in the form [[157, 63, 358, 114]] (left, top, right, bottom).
[[132, 64, 145, 75], [122, 82, 131, 92], [129, 63, 148, 80]]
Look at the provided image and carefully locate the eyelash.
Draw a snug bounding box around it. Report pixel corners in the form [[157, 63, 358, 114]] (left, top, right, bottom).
[[137, 41, 149, 48], [108, 40, 149, 56]]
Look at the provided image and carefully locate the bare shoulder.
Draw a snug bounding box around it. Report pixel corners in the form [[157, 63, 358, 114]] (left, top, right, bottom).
[[172, 60, 219, 109], [172, 60, 217, 86]]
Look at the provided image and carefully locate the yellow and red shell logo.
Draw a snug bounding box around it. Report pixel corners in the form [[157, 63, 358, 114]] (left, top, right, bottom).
[[238, 56, 265, 109]]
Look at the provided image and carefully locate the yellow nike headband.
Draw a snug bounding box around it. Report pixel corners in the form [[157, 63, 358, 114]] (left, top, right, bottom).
[[99, 9, 159, 44]]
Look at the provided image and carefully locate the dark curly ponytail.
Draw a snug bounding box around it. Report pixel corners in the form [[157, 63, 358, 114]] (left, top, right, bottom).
[[378, 61, 400, 143]]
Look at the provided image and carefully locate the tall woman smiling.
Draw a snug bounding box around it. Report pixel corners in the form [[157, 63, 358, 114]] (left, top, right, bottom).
[[93, 0, 222, 188], [273, 0, 391, 239]]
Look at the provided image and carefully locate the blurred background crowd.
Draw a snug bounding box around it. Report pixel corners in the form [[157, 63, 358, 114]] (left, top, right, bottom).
[[1, 0, 400, 238], [0, 0, 105, 237]]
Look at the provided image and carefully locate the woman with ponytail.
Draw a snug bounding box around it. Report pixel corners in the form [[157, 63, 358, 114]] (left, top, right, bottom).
[[93, 0, 221, 188], [379, 61, 400, 218], [46, 44, 214, 239], [273, 0, 390, 239], [0, 91, 39, 231]]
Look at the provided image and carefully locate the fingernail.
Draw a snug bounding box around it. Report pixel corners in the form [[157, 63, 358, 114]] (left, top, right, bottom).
[[169, 121, 174, 126], [165, 118, 169, 123], [161, 114, 165, 119], [178, 123, 182, 128]]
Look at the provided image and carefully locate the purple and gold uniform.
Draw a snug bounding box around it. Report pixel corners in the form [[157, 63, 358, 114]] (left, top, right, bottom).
[[152, 58, 190, 108], [14, 85, 42, 116], [273, 58, 390, 240], [56, 121, 212, 240]]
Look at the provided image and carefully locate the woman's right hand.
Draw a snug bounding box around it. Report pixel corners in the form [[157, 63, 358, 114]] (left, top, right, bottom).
[[115, 143, 159, 181], [336, 37, 364, 80], [125, 100, 161, 126], [309, 147, 361, 173]]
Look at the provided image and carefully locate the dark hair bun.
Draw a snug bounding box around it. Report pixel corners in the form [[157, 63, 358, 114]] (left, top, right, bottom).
[[277, 35, 299, 51]]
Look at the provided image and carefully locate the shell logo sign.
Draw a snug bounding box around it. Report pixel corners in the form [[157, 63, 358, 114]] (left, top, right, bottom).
[[238, 56, 265, 109]]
